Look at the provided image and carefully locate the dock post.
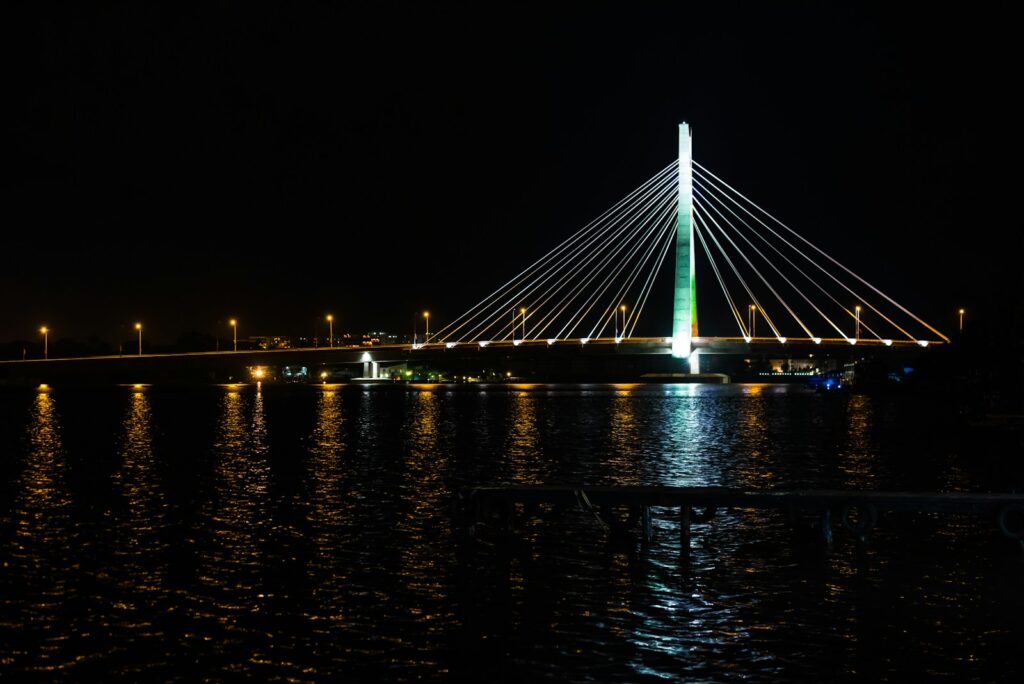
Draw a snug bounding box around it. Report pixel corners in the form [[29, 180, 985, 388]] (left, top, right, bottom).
[[820, 509, 833, 546], [641, 506, 653, 545], [680, 505, 691, 556]]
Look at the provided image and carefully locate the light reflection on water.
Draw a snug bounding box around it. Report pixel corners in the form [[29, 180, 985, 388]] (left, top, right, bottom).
[[305, 390, 351, 635], [106, 390, 169, 672], [4, 392, 74, 673], [0, 384, 1021, 680], [186, 389, 273, 674]]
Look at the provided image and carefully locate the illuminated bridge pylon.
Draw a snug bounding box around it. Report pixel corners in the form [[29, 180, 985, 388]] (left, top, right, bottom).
[[429, 122, 948, 369]]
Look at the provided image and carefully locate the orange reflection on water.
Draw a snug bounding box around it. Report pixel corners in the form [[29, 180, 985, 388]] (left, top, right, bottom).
[[733, 384, 779, 489], [838, 394, 878, 489], [21, 392, 67, 507], [193, 389, 271, 628], [395, 391, 453, 627], [112, 390, 168, 603], [507, 392, 543, 483], [305, 389, 352, 630], [116, 391, 163, 520], [742, 383, 768, 397], [607, 392, 641, 484], [612, 383, 639, 395], [10, 392, 72, 673]]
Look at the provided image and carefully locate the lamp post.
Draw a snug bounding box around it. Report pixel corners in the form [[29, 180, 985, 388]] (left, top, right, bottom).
[[135, 323, 142, 356], [423, 311, 430, 343], [40, 326, 48, 359], [520, 307, 527, 341], [855, 305, 862, 340], [326, 314, 334, 348], [958, 308, 965, 332], [749, 305, 757, 339], [617, 304, 627, 340], [229, 319, 237, 352]]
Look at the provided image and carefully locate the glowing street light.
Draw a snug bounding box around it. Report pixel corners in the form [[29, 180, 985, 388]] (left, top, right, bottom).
[[423, 311, 430, 343], [40, 326, 48, 359], [326, 314, 334, 348], [749, 305, 757, 339], [958, 308, 965, 332], [519, 307, 527, 342], [229, 319, 237, 352], [134, 322, 143, 356], [854, 305, 862, 340], [616, 304, 627, 341]]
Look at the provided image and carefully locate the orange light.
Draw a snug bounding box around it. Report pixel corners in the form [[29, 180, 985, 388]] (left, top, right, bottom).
[[134, 322, 142, 330], [326, 314, 333, 322], [229, 319, 236, 327], [40, 326, 48, 334]]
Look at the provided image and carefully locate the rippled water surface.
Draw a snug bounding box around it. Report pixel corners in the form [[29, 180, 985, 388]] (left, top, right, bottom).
[[1, 384, 1022, 681]]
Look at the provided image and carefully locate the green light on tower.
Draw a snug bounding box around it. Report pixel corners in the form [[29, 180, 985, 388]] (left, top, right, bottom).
[[672, 121, 697, 359]]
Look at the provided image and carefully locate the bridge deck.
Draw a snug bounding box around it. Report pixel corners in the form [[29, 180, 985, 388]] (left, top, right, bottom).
[[0, 335, 943, 367]]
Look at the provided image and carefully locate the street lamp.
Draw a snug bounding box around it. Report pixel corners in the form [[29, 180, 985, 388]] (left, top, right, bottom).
[[855, 305, 862, 340], [958, 308, 965, 332], [423, 311, 430, 343], [326, 314, 334, 348], [229, 319, 237, 352], [749, 305, 757, 339], [617, 304, 627, 340], [134, 323, 142, 356], [519, 307, 527, 341], [40, 326, 48, 359]]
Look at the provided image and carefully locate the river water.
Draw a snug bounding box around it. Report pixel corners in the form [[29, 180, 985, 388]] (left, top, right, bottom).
[[0, 384, 1021, 681]]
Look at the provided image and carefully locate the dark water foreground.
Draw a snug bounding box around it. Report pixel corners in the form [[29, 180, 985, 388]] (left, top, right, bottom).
[[1, 384, 1022, 681]]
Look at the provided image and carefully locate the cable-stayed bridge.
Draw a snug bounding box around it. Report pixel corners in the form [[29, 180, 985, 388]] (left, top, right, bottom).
[[425, 122, 946, 373], [2, 122, 946, 383]]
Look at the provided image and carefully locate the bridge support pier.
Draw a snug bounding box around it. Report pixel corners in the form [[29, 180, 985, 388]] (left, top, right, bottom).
[[688, 349, 700, 374], [671, 121, 697, 360]]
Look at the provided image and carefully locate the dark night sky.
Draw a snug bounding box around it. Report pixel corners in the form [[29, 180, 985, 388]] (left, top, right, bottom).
[[5, 2, 1022, 346]]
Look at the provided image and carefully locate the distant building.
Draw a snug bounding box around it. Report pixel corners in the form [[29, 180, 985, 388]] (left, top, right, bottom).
[[362, 331, 400, 346], [248, 336, 293, 350]]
